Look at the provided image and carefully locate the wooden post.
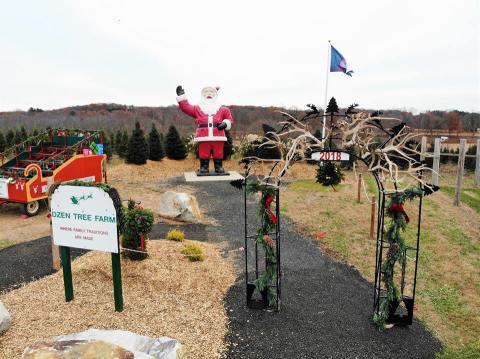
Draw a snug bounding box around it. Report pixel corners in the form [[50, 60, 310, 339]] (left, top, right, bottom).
[[454, 139, 466, 206], [475, 139, 480, 187], [357, 173, 362, 203], [370, 196, 376, 240], [420, 136, 427, 161], [111, 252, 124, 312], [60, 246, 73, 302], [432, 138, 441, 186]]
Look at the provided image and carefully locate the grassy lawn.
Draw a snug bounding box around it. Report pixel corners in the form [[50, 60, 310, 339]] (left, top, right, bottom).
[[441, 186, 480, 214], [0, 239, 13, 250], [282, 172, 480, 357]]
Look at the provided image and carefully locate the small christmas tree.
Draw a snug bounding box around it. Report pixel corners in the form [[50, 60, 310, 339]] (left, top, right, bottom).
[[109, 132, 115, 152], [5, 130, 14, 148], [20, 126, 28, 142], [126, 121, 148, 164], [316, 162, 344, 190], [100, 130, 113, 160], [223, 131, 234, 160], [115, 130, 122, 155], [165, 125, 187, 160], [117, 131, 129, 158], [0, 131, 5, 152], [148, 123, 165, 161], [14, 129, 22, 145]]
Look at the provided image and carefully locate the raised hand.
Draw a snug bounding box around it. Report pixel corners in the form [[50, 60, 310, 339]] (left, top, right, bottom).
[[176, 85, 185, 96]]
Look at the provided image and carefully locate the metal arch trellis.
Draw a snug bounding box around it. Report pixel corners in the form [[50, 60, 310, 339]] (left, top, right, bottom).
[[239, 101, 435, 325]]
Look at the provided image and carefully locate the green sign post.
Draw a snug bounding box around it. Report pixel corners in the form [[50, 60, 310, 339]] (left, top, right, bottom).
[[52, 185, 124, 312]]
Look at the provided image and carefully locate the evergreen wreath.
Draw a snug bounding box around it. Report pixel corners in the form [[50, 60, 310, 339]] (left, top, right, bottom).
[[373, 187, 423, 329], [246, 182, 279, 307]]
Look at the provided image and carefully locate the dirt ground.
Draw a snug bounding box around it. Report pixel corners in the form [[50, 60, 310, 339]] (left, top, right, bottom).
[[0, 156, 244, 245], [0, 156, 317, 246]]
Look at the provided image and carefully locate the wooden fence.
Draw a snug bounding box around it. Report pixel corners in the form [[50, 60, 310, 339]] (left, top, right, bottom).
[[421, 137, 480, 206]]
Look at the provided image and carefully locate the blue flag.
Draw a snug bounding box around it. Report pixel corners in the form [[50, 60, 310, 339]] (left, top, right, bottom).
[[330, 45, 353, 76]]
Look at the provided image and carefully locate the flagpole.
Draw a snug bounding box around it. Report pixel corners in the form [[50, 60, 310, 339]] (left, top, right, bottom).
[[322, 40, 331, 143]]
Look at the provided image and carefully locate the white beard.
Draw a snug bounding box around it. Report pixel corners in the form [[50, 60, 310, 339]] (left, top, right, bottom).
[[199, 97, 221, 115]]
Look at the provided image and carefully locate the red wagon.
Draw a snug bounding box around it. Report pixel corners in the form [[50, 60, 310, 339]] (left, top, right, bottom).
[[0, 129, 106, 216]]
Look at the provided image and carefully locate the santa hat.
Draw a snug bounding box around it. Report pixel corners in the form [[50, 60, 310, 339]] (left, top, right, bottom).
[[201, 86, 220, 98]]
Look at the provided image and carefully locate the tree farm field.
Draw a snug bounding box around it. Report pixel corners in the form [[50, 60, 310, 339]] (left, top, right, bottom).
[[0, 155, 478, 357], [281, 165, 480, 356], [0, 156, 244, 247]]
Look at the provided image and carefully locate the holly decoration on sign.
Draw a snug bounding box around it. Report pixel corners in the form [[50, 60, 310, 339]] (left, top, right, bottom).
[[373, 187, 423, 329], [246, 182, 279, 306]]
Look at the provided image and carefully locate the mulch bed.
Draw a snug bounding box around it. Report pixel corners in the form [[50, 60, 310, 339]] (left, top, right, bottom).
[[0, 240, 235, 358]]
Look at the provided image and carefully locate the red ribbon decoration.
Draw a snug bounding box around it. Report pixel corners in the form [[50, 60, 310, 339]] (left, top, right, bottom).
[[140, 233, 145, 251], [264, 194, 278, 225], [389, 203, 410, 223]]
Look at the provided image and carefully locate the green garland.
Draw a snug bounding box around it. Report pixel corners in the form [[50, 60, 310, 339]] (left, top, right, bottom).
[[373, 187, 423, 329], [246, 182, 279, 307]]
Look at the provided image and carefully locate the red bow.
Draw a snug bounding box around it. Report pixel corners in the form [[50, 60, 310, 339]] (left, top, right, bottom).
[[389, 203, 410, 223], [264, 194, 278, 225]]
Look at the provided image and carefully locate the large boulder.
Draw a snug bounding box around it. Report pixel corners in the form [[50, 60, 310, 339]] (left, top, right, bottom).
[[22, 340, 134, 359], [22, 329, 183, 359], [0, 301, 11, 334], [158, 191, 203, 223]]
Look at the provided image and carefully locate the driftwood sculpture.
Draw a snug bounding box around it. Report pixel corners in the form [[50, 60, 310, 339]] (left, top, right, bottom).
[[241, 103, 434, 190]]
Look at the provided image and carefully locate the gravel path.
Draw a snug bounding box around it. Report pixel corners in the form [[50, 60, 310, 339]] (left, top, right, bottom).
[[0, 176, 442, 358], [176, 178, 442, 359], [0, 237, 86, 293]]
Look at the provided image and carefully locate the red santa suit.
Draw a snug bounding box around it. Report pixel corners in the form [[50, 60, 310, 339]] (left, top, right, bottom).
[[176, 87, 233, 160]]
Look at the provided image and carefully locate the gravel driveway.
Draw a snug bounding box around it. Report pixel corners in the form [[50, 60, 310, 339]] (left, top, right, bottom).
[[181, 178, 442, 359], [0, 176, 442, 358]]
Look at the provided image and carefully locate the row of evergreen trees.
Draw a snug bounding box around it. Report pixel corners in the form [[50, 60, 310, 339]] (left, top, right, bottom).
[[112, 122, 189, 164], [0, 123, 235, 165], [0, 126, 32, 152]]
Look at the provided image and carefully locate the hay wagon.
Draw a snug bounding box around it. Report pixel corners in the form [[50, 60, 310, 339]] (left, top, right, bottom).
[[0, 129, 106, 216]]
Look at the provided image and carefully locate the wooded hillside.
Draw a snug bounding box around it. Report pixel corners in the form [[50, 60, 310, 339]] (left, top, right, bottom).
[[0, 103, 478, 137]]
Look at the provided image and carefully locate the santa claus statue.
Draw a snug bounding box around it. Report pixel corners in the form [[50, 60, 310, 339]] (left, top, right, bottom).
[[176, 85, 234, 175]]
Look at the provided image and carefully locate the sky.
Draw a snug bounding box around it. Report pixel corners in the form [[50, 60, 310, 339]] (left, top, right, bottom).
[[0, 0, 479, 113]]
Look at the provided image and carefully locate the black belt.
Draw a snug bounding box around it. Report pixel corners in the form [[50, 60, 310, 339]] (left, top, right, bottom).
[[198, 123, 215, 128]]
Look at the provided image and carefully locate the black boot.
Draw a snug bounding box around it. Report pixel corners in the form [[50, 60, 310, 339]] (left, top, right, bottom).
[[199, 159, 209, 174], [213, 159, 225, 174]]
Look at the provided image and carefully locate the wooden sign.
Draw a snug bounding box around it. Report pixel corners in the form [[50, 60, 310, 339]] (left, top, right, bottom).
[[311, 151, 350, 161], [51, 184, 123, 312], [51, 185, 118, 253]]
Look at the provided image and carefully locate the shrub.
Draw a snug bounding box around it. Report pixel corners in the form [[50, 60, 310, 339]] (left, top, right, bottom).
[[236, 135, 254, 158], [122, 200, 154, 260], [181, 243, 204, 262], [166, 228, 185, 242]]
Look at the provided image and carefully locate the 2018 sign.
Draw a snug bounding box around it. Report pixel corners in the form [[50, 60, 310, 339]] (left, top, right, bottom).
[[311, 151, 350, 161]]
